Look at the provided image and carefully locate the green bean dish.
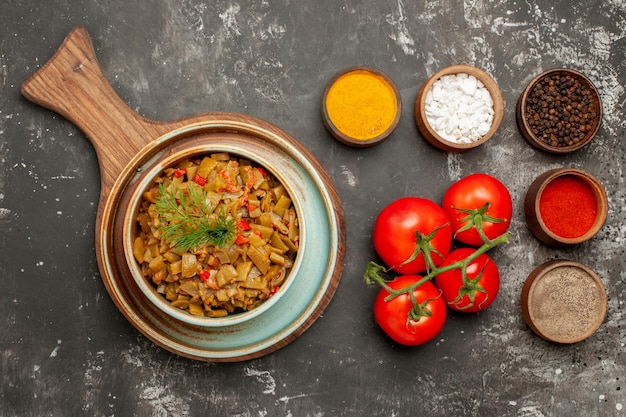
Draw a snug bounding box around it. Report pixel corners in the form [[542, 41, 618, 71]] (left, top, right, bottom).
[[132, 152, 300, 317]]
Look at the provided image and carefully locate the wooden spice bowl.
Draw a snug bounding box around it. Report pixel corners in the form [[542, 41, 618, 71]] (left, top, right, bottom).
[[516, 68, 602, 154], [414, 64, 504, 152], [524, 168, 608, 246], [322, 66, 401, 147], [521, 259, 607, 344]]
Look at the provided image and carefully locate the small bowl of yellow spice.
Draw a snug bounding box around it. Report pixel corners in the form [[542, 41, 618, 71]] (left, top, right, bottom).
[[322, 66, 402, 147]]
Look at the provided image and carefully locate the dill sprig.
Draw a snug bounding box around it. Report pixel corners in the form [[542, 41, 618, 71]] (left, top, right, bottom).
[[154, 182, 236, 251]]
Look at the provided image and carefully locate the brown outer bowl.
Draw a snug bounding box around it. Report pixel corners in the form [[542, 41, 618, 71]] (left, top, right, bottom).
[[321, 66, 401, 147], [516, 68, 602, 154], [523, 168, 608, 246], [414, 64, 504, 152], [520, 259, 607, 344]]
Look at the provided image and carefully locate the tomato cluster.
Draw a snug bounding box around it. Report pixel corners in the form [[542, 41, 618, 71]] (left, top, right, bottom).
[[368, 173, 512, 346]]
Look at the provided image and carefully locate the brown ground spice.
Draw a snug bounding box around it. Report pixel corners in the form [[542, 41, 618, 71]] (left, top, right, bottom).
[[529, 266, 605, 341]]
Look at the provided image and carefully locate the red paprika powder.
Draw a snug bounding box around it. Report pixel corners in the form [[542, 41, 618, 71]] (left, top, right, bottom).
[[539, 175, 597, 238]]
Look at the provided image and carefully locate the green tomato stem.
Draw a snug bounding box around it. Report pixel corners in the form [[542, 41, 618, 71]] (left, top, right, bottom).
[[364, 230, 511, 304]]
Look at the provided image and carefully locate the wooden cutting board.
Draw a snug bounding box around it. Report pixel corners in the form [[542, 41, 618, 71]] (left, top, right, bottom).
[[21, 26, 346, 361]]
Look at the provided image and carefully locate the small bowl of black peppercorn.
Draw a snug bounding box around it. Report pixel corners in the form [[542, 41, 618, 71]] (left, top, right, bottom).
[[516, 68, 602, 154]]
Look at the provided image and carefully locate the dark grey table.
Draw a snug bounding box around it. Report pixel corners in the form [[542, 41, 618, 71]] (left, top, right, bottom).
[[2, 1, 624, 416]]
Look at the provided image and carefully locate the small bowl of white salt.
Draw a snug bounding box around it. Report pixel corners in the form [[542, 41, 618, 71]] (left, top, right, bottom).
[[414, 65, 504, 152]]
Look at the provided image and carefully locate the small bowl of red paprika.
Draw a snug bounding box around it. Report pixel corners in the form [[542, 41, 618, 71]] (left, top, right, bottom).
[[524, 168, 608, 246]]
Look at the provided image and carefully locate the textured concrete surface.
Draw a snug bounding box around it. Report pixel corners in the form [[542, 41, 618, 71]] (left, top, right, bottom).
[[1, 1, 625, 416]]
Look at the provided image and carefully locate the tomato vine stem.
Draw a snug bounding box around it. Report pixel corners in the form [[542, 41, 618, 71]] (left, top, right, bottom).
[[364, 227, 510, 309], [399, 223, 448, 275], [453, 202, 507, 245]]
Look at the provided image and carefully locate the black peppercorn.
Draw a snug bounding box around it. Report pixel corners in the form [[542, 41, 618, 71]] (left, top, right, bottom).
[[524, 72, 599, 148]]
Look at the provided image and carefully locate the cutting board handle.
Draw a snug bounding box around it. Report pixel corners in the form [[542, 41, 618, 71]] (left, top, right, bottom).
[[21, 26, 179, 197]]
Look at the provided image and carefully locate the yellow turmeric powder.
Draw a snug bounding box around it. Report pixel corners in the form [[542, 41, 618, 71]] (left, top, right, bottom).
[[325, 70, 398, 140]]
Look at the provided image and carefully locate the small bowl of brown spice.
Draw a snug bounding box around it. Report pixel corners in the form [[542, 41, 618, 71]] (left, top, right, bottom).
[[521, 259, 607, 344], [516, 68, 602, 154]]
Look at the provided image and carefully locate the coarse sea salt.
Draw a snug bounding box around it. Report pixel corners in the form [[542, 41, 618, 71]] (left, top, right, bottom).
[[424, 73, 494, 143]]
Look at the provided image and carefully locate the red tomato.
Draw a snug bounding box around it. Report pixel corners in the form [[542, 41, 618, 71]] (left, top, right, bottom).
[[434, 248, 500, 312], [442, 173, 512, 247], [374, 275, 447, 346], [372, 197, 452, 274]]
